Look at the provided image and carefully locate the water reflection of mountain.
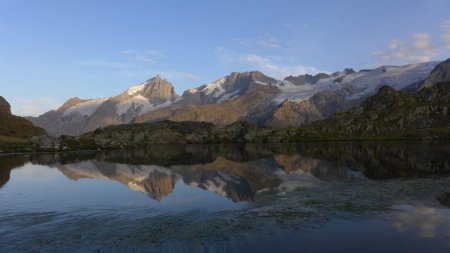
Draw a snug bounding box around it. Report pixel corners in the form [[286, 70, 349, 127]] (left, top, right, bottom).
[[41, 142, 450, 201], [1, 141, 449, 201], [0, 156, 28, 189]]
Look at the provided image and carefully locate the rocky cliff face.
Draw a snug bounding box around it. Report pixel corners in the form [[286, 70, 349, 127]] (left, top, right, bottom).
[[0, 96, 46, 150], [421, 59, 450, 89], [0, 96, 11, 114], [283, 72, 330, 86]]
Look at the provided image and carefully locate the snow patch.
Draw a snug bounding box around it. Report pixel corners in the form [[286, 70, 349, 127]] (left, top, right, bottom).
[[217, 89, 241, 103]]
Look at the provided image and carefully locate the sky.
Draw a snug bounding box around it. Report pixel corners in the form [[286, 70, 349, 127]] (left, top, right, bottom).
[[1, 0, 449, 116]]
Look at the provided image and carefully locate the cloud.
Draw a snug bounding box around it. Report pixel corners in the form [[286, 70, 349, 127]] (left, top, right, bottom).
[[121, 50, 164, 63], [239, 54, 324, 79], [388, 40, 402, 50], [231, 38, 249, 46], [215, 47, 234, 65], [257, 38, 280, 48], [12, 98, 59, 117], [231, 35, 281, 49], [173, 72, 201, 81], [372, 20, 450, 66], [371, 33, 437, 66], [75, 60, 130, 68], [76, 49, 164, 69], [413, 33, 436, 54]]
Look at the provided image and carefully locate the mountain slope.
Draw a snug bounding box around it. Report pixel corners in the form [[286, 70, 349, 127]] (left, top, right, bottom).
[[0, 96, 46, 150]]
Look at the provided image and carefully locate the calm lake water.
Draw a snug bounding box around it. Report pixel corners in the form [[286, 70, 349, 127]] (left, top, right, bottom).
[[1, 142, 449, 252]]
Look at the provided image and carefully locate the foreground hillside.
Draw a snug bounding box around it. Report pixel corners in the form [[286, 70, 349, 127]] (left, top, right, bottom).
[[0, 96, 46, 151], [287, 82, 450, 140]]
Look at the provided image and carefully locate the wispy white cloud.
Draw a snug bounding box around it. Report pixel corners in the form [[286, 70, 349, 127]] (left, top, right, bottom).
[[257, 38, 280, 48], [413, 33, 437, 55], [165, 71, 200, 81], [12, 98, 59, 117], [75, 60, 131, 68], [231, 35, 281, 49], [215, 47, 234, 65], [215, 46, 325, 78], [76, 49, 164, 69], [372, 20, 450, 66], [239, 54, 325, 79], [121, 49, 165, 63], [231, 38, 249, 46], [75, 49, 170, 81], [372, 33, 437, 66]]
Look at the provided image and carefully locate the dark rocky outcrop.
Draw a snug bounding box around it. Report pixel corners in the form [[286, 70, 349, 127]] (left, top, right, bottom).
[[284, 73, 330, 86], [0, 96, 11, 114], [421, 58, 450, 89]]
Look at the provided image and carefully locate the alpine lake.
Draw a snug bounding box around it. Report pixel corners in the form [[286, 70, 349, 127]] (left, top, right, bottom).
[[1, 141, 449, 252]]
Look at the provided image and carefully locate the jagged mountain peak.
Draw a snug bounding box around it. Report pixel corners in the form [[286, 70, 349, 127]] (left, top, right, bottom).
[[182, 70, 278, 105], [127, 74, 177, 98], [284, 72, 331, 86], [227, 70, 277, 84]]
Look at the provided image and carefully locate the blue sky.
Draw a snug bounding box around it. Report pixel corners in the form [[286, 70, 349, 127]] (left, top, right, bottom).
[[1, 0, 449, 116]]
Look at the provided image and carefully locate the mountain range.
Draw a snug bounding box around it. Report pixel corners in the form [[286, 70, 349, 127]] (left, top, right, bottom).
[[28, 60, 443, 136]]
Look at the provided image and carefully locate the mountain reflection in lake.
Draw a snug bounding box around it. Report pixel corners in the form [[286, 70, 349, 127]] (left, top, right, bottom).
[[1, 141, 449, 252]]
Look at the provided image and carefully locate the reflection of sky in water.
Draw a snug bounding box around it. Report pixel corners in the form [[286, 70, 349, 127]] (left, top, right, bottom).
[[389, 205, 450, 238]]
